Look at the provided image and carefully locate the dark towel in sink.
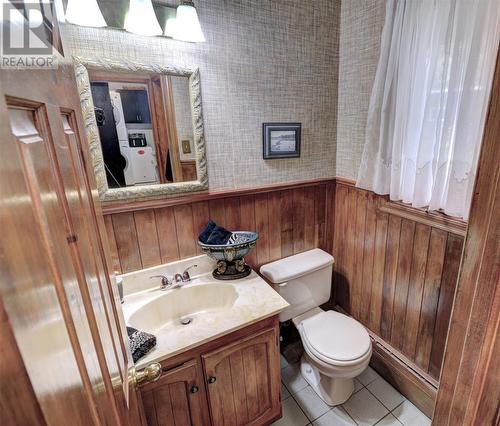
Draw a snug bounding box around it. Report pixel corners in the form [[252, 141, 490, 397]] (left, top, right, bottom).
[[127, 326, 156, 363], [199, 220, 233, 245]]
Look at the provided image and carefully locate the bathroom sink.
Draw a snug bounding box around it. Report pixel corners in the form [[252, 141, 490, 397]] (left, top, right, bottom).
[[127, 283, 238, 333]]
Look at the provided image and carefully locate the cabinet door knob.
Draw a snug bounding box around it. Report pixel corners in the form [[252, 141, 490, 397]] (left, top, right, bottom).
[[207, 376, 217, 384], [190, 385, 199, 393]]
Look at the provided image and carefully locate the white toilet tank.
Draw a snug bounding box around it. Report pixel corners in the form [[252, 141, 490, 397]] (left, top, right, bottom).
[[260, 249, 334, 322]]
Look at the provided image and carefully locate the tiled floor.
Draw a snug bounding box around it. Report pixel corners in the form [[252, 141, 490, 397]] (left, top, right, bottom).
[[274, 354, 431, 426]]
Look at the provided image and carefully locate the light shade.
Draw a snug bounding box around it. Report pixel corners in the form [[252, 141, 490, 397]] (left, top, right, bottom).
[[174, 1, 205, 42], [65, 0, 107, 28], [124, 0, 162, 36], [164, 16, 178, 38], [162, 7, 178, 38]]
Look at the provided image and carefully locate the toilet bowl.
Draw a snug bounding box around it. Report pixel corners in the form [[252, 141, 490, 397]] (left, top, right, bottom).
[[260, 249, 372, 406], [293, 307, 372, 405]]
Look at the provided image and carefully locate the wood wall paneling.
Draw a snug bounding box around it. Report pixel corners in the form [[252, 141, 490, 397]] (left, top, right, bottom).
[[332, 183, 464, 383], [107, 182, 330, 274], [155, 207, 181, 263]]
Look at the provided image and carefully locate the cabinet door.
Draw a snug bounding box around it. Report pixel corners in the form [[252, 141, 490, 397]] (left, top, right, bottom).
[[120, 89, 151, 124], [202, 327, 281, 426], [141, 360, 209, 426]]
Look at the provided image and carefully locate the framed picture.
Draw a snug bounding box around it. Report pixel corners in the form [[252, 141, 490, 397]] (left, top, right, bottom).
[[263, 122, 301, 159]]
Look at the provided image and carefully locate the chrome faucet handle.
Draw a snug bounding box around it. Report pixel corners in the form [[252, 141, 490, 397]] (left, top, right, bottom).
[[150, 275, 172, 290], [182, 264, 198, 282]]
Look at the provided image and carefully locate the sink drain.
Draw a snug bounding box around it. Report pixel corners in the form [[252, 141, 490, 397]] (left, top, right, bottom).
[[180, 317, 192, 325]]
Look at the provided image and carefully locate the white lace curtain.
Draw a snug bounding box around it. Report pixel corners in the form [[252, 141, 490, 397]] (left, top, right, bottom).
[[357, 0, 500, 220]]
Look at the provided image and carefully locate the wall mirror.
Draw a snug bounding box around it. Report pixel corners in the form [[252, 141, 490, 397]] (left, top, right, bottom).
[[74, 57, 208, 202]]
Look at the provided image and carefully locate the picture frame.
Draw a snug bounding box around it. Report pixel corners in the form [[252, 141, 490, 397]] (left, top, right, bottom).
[[263, 122, 301, 159]]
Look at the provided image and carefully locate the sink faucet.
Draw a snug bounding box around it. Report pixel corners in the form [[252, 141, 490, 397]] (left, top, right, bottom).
[[173, 264, 198, 283], [150, 265, 198, 290], [149, 274, 173, 290], [182, 264, 198, 282]]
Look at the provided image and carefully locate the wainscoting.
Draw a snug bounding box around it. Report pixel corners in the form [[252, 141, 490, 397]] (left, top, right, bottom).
[[332, 181, 465, 382], [102, 177, 465, 418], [103, 179, 333, 275]]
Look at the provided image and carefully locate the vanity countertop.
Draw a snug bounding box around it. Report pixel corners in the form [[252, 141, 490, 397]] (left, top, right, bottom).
[[120, 255, 289, 369]]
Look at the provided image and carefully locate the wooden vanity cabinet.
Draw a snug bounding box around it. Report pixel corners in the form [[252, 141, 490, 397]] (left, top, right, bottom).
[[140, 359, 210, 426], [139, 316, 282, 426]]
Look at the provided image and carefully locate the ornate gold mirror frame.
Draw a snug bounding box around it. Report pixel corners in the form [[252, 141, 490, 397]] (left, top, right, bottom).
[[73, 56, 208, 202]]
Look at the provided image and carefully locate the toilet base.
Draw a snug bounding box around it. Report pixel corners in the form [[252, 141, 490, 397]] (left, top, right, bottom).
[[300, 355, 354, 406]]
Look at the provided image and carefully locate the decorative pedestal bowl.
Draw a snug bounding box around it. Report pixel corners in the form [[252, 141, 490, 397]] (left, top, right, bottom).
[[198, 231, 259, 280]]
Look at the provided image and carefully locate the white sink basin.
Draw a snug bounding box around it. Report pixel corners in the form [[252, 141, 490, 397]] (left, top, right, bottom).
[[127, 283, 238, 333]]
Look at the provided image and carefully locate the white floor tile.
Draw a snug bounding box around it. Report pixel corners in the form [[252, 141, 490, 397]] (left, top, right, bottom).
[[358, 366, 382, 386], [342, 388, 389, 426], [294, 386, 330, 421], [313, 407, 357, 426], [272, 397, 309, 426], [354, 378, 364, 393], [393, 401, 431, 426], [281, 363, 308, 394], [281, 383, 291, 400], [367, 378, 406, 410], [376, 413, 403, 425]]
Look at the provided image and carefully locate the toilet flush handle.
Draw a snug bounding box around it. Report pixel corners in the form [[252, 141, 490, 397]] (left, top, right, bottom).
[[278, 282, 288, 287]]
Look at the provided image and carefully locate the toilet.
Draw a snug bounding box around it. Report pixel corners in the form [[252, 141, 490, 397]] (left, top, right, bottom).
[[260, 248, 372, 406]]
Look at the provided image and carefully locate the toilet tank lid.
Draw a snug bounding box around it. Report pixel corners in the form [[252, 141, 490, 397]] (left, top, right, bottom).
[[259, 249, 334, 284]]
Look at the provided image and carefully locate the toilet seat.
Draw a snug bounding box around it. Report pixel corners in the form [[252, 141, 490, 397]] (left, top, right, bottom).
[[299, 310, 371, 366]]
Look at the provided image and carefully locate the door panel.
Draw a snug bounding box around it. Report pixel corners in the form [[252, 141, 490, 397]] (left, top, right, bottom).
[[2, 99, 102, 425], [61, 111, 134, 398], [202, 328, 280, 426], [0, 65, 138, 425], [49, 106, 127, 411], [141, 360, 209, 426]]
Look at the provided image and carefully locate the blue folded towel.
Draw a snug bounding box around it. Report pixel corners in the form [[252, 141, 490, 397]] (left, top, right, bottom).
[[206, 225, 232, 245], [199, 220, 216, 243], [199, 220, 233, 245]]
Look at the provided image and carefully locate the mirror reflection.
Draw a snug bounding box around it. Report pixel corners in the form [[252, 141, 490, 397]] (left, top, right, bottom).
[[89, 71, 196, 188]]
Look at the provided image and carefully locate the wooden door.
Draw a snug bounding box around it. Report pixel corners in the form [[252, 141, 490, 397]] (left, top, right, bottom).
[[141, 360, 210, 426], [202, 328, 281, 426], [0, 65, 139, 425]]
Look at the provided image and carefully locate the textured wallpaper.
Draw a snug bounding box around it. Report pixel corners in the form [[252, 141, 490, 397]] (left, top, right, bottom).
[[170, 76, 195, 161], [64, 0, 340, 191], [336, 0, 385, 180]]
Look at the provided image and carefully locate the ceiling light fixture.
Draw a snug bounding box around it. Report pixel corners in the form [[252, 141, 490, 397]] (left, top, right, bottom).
[[173, 0, 205, 43], [124, 0, 162, 36], [65, 0, 107, 28]]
